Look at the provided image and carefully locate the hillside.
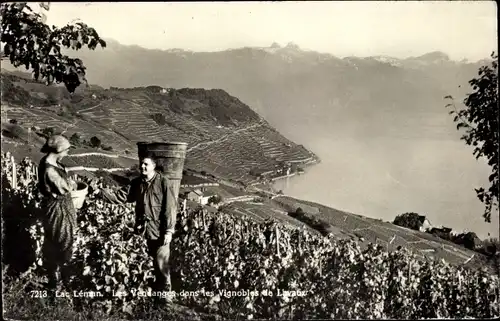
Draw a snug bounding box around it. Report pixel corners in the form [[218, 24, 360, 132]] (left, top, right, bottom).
[[1, 70, 318, 186], [3, 40, 487, 145], [270, 196, 490, 268]]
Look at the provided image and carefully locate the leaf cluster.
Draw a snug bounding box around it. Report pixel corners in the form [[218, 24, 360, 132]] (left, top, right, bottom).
[[1, 3, 106, 93], [445, 52, 498, 222]]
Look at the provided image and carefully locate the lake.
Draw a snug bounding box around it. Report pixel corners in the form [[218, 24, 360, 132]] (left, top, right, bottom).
[[274, 131, 498, 240]]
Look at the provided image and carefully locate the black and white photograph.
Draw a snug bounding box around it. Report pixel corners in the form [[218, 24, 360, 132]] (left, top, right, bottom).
[[1, 1, 498, 320]]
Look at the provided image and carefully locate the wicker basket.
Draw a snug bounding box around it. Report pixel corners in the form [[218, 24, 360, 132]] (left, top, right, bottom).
[[71, 182, 88, 209]]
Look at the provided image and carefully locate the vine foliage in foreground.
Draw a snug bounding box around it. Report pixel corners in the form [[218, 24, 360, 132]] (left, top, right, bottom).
[[1, 154, 499, 319]]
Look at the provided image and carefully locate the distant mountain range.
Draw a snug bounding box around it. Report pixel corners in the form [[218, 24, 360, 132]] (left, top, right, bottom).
[[2, 39, 492, 145]]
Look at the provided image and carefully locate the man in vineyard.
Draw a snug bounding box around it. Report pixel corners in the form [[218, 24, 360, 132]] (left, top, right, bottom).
[[92, 154, 175, 295]]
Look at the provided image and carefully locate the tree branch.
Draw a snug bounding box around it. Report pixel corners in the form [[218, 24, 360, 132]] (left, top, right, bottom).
[[445, 96, 476, 130]]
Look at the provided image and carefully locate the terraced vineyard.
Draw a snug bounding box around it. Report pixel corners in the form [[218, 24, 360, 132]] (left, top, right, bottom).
[[214, 196, 493, 270], [271, 196, 490, 270], [220, 201, 311, 230], [3, 154, 498, 320], [184, 123, 316, 185], [2, 104, 135, 152], [2, 71, 318, 186]]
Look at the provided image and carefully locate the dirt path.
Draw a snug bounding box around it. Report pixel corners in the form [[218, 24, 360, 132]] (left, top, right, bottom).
[[77, 99, 110, 114], [69, 152, 120, 158], [187, 121, 262, 152], [66, 166, 127, 173]]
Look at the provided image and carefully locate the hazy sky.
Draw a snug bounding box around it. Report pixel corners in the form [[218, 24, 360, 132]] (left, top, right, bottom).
[[40, 1, 497, 61]]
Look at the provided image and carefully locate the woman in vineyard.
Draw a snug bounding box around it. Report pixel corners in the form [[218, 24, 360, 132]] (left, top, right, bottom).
[[92, 154, 174, 296], [38, 135, 78, 290]]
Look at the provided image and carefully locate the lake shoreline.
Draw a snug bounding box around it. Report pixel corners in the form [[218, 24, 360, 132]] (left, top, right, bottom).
[[270, 138, 497, 240]]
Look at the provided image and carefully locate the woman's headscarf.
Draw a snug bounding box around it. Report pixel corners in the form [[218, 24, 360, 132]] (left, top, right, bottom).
[[41, 135, 71, 154]]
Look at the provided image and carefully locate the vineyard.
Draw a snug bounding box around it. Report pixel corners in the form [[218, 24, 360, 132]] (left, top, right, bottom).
[[2, 104, 135, 152], [272, 196, 495, 268], [2, 153, 499, 320]]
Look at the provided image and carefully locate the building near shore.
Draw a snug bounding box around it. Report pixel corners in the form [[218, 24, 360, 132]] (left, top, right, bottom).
[[418, 215, 433, 232], [184, 188, 218, 205]]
